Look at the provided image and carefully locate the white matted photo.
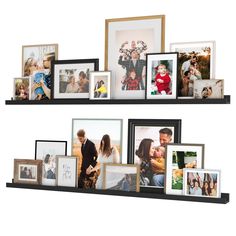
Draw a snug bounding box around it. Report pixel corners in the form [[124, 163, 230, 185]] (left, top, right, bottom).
[[183, 169, 221, 198], [165, 144, 204, 195], [146, 53, 178, 99], [170, 41, 215, 98], [105, 15, 165, 99], [13, 77, 31, 100], [103, 164, 140, 192], [194, 79, 224, 99], [56, 156, 77, 187], [35, 140, 67, 186], [89, 71, 111, 100], [53, 59, 99, 99]]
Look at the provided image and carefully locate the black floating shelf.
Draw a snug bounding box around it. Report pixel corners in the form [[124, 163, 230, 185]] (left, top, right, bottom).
[[6, 182, 229, 204], [5, 95, 230, 105]]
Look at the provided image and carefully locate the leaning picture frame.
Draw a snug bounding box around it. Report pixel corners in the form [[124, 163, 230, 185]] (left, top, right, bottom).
[[56, 155, 78, 187], [13, 77, 31, 100], [146, 52, 178, 99], [35, 140, 67, 186], [105, 15, 165, 99], [22, 43, 58, 100], [52, 59, 99, 99], [170, 41, 216, 98], [14, 159, 43, 185], [165, 143, 204, 195], [127, 119, 181, 193]]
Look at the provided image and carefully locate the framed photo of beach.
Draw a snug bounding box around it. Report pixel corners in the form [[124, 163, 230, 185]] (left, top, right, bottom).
[[22, 44, 58, 100], [52, 59, 99, 99], [146, 52, 178, 99], [89, 71, 111, 100], [127, 119, 181, 193], [105, 15, 165, 99], [170, 41, 216, 98], [165, 143, 204, 195]]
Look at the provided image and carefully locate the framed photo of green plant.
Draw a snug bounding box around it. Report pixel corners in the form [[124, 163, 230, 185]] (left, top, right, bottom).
[[165, 143, 204, 195]]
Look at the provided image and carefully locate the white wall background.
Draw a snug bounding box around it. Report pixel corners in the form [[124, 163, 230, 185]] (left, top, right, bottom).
[[0, 0, 235, 235]]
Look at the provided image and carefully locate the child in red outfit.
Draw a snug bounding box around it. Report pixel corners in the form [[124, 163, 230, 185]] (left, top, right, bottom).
[[155, 64, 171, 95]]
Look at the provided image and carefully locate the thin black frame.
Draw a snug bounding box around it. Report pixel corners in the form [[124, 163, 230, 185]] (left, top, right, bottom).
[[51, 59, 99, 99], [145, 52, 179, 100], [127, 119, 182, 193], [35, 140, 67, 160]]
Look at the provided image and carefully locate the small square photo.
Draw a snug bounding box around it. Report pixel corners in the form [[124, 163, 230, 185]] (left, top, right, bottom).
[[13, 77, 30, 100]]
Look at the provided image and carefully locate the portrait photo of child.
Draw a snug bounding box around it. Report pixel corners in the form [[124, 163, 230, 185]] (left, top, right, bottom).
[[146, 52, 178, 99]]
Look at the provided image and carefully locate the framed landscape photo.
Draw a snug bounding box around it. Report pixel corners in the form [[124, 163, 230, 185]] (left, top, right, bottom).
[[22, 44, 58, 100], [146, 52, 178, 99], [194, 79, 224, 99], [103, 163, 140, 192], [105, 15, 165, 99], [89, 71, 111, 100], [183, 168, 221, 198], [35, 140, 67, 186], [128, 119, 181, 193], [170, 41, 215, 98], [14, 159, 42, 185], [13, 77, 30, 100], [165, 143, 204, 195], [52, 59, 99, 99], [72, 119, 123, 189], [56, 156, 77, 187]]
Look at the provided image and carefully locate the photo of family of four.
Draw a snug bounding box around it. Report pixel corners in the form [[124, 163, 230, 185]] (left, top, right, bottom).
[[76, 129, 120, 189], [118, 40, 147, 91], [178, 47, 211, 97], [135, 128, 173, 188]]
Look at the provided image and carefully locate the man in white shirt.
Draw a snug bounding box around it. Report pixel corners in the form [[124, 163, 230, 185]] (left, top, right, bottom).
[[181, 55, 198, 78]]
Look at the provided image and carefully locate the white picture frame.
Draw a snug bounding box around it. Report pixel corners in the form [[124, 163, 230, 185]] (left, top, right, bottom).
[[165, 143, 204, 195], [89, 71, 111, 100], [183, 168, 221, 198]]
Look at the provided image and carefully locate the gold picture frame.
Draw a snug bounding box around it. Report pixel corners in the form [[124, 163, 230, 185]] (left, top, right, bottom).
[[105, 15, 165, 99], [103, 163, 140, 192]]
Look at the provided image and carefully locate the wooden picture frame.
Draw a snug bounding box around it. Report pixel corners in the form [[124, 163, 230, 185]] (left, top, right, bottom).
[[14, 159, 42, 185]]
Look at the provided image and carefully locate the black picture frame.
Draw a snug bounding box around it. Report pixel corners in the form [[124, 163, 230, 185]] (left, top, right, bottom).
[[35, 140, 67, 186], [51, 59, 99, 99], [127, 119, 181, 194], [145, 52, 179, 100]]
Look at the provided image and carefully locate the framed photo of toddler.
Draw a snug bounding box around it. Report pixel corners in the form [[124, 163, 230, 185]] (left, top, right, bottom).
[[89, 71, 111, 100], [105, 15, 165, 99], [165, 143, 204, 196], [146, 52, 178, 99], [13, 77, 31, 100], [127, 119, 182, 193]]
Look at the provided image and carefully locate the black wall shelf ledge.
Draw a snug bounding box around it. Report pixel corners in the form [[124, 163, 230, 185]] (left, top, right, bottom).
[[6, 182, 229, 204], [5, 95, 230, 105]]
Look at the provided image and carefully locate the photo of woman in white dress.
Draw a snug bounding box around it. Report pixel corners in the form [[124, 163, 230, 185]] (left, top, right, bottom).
[[91, 134, 120, 189]]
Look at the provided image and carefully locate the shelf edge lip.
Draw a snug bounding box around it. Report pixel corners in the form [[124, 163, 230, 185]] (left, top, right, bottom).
[[5, 182, 230, 204], [5, 95, 231, 105]]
